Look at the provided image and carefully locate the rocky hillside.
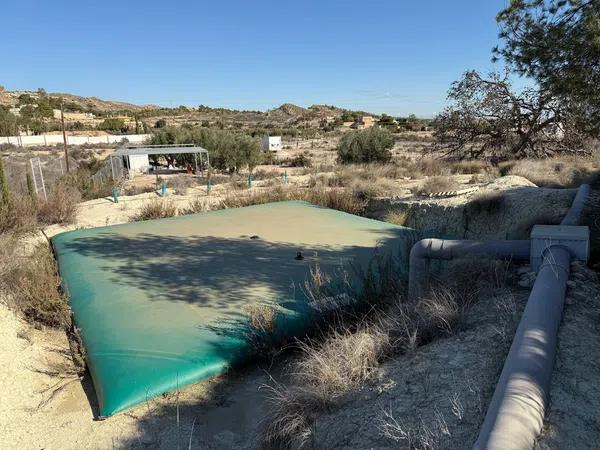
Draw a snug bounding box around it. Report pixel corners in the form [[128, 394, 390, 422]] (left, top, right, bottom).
[[0, 88, 155, 113], [0, 87, 373, 128]]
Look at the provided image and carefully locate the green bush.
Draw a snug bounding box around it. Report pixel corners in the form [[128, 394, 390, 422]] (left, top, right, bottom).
[[98, 118, 128, 133], [337, 127, 394, 164]]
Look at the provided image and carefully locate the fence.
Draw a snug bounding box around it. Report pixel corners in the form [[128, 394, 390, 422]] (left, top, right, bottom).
[[92, 156, 124, 186], [4, 152, 75, 196], [0, 133, 151, 147]]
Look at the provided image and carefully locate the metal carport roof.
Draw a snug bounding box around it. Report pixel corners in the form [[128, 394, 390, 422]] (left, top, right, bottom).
[[113, 144, 209, 157]]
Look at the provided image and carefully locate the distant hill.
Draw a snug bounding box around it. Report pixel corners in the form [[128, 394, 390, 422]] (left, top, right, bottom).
[[0, 87, 379, 129], [0, 88, 156, 113]]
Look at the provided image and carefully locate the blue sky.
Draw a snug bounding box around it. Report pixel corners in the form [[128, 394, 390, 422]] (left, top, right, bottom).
[[1, 1, 508, 117]]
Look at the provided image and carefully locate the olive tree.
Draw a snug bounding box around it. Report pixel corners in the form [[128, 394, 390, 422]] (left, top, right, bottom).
[[148, 126, 264, 173], [337, 127, 394, 164]]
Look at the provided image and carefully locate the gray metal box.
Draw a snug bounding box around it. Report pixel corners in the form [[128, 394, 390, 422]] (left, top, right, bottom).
[[530, 225, 589, 272]]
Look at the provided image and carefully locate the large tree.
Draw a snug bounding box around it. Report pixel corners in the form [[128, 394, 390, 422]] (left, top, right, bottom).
[[432, 70, 578, 159], [495, 0, 600, 135]]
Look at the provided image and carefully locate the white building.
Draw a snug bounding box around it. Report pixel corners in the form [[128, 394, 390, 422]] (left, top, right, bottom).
[[261, 135, 282, 152], [126, 154, 151, 173]]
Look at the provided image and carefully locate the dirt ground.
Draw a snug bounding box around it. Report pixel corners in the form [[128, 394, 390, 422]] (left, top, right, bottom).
[[535, 262, 600, 450]]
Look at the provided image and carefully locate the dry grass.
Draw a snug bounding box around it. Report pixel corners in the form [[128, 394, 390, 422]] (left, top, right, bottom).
[[418, 288, 473, 337], [243, 303, 280, 356], [501, 156, 600, 188], [0, 195, 38, 234], [252, 169, 280, 180], [179, 197, 207, 215], [416, 176, 460, 196], [449, 160, 496, 175], [166, 174, 198, 195], [1, 242, 71, 329], [262, 256, 514, 448], [217, 186, 366, 216], [37, 184, 81, 225], [130, 198, 178, 221], [384, 210, 408, 226], [263, 323, 390, 450]]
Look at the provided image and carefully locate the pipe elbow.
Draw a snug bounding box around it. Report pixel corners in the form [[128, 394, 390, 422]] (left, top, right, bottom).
[[409, 238, 433, 261]]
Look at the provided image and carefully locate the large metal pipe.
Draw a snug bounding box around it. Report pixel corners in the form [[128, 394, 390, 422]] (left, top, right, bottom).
[[473, 245, 571, 450], [408, 239, 530, 300], [560, 183, 590, 226]]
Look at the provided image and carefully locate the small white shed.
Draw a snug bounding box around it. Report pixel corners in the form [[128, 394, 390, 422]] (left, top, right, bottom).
[[261, 135, 282, 152]]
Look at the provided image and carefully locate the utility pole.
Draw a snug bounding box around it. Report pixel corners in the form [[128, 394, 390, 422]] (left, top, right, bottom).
[[60, 100, 70, 172]]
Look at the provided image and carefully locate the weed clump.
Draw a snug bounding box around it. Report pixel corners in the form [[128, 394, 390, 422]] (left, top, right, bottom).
[[261, 256, 514, 449], [131, 199, 177, 221], [2, 243, 71, 329], [37, 184, 81, 225]]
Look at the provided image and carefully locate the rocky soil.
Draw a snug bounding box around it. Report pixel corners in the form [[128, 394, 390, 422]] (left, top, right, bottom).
[[367, 176, 576, 239]]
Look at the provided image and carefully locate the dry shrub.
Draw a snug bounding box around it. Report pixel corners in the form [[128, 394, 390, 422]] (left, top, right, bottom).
[[418, 288, 472, 337], [263, 324, 389, 449], [0, 195, 38, 234], [450, 160, 497, 175], [349, 177, 397, 200], [502, 157, 598, 188], [219, 187, 366, 216], [414, 158, 449, 177], [260, 177, 282, 188], [296, 326, 389, 399], [166, 174, 198, 195], [2, 243, 71, 329], [416, 176, 459, 196], [131, 198, 177, 221], [180, 197, 206, 215], [123, 184, 157, 196], [243, 303, 280, 356], [252, 169, 280, 180], [306, 189, 364, 215], [37, 184, 81, 225], [262, 383, 323, 450], [384, 210, 408, 226], [219, 187, 290, 209], [281, 152, 313, 168], [262, 256, 513, 448]]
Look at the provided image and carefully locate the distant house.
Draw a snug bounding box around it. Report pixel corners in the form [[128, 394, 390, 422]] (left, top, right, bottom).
[[350, 115, 376, 130], [261, 135, 282, 152]]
